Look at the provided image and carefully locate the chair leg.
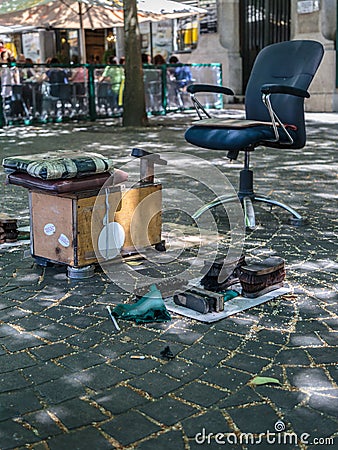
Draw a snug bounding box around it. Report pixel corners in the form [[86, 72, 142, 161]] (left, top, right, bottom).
[[192, 194, 238, 220], [243, 196, 256, 230], [254, 195, 303, 225]]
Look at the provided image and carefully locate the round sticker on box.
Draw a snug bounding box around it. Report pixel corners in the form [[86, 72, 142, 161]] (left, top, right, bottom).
[[44, 223, 56, 236], [58, 233, 70, 248]]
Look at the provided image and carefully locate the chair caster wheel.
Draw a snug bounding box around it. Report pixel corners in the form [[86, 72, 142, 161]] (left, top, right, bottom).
[[155, 240, 166, 252], [289, 217, 303, 226]]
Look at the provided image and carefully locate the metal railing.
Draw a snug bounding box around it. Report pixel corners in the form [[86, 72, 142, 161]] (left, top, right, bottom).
[[0, 62, 222, 127]]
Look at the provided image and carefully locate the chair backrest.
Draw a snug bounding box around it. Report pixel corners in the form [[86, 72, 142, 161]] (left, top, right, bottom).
[[245, 40, 324, 148]]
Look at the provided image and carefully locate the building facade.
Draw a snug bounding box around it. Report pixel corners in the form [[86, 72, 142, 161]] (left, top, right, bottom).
[[178, 0, 337, 111]]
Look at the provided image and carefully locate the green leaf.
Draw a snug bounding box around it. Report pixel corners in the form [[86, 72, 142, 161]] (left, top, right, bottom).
[[249, 376, 282, 386]]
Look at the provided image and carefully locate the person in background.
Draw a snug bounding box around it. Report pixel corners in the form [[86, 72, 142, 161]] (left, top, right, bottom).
[[98, 55, 124, 111], [69, 55, 87, 112], [0, 50, 21, 117], [153, 54, 166, 66], [168, 55, 192, 90], [117, 57, 125, 108], [16, 53, 36, 111], [0, 40, 5, 54], [141, 53, 152, 65]]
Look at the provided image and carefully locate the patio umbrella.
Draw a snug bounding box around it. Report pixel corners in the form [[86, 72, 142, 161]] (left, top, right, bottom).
[[137, 0, 207, 18], [0, 0, 159, 62]]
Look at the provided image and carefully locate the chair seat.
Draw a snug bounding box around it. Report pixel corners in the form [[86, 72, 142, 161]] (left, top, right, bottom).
[[185, 123, 278, 151]]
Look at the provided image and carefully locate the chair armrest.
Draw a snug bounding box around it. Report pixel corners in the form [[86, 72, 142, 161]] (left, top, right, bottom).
[[261, 84, 310, 98], [187, 84, 234, 96], [187, 84, 234, 119]]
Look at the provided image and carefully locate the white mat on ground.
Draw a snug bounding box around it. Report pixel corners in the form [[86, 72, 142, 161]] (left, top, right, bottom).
[[164, 285, 291, 323]]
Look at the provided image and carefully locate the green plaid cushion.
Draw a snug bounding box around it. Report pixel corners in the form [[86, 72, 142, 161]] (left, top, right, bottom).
[[2, 151, 114, 180]]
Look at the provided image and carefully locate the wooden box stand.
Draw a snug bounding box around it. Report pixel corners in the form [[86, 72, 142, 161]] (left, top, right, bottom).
[[7, 149, 166, 273], [29, 183, 162, 267]]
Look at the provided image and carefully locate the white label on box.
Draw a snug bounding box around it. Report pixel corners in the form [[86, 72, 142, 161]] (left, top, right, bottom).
[[58, 233, 70, 247], [44, 223, 56, 236]]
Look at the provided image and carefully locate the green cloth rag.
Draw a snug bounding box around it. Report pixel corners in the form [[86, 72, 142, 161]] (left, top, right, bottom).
[[111, 284, 171, 324]]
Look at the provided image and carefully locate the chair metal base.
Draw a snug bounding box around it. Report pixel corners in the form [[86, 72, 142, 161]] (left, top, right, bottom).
[[192, 193, 303, 230]]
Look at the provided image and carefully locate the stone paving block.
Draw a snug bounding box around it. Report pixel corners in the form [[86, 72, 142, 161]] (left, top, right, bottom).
[[284, 406, 338, 438], [0, 352, 36, 373], [4, 289, 33, 302], [307, 390, 338, 418], [0, 307, 28, 321], [81, 305, 108, 319], [297, 301, 331, 320], [92, 385, 149, 415], [286, 367, 334, 390], [306, 346, 338, 365], [30, 342, 75, 361], [158, 358, 205, 382], [213, 317, 256, 335], [0, 388, 42, 420], [128, 371, 183, 398], [138, 396, 199, 426], [49, 398, 108, 429], [295, 319, 330, 334], [253, 386, 307, 411], [91, 339, 135, 360], [0, 419, 39, 449], [240, 339, 282, 359], [254, 329, 289, 345], [228, 403, 281, 434], [200, 330, 243, 350], [221, 352, 270, 374], [327, 366, 338, 385], [182, 409, 230, 438], [1, 332, 46, 352], [200, 365, 251, 391], [288, 332, 325, 347], [23, 409, 63, 440], [34, 322, 79, 341], [47, 426, 113, 450], [322, 317, 338, 330], [175, 381, 227, 407], [57, 350, 107, 371], [137, 429, 186, 450], [274, 348, 312, 366], [100, 410, 161, 447], [112, 354, 160, 375], [116, 326, 159, 345], [189, 439, 242, 450], [34, 374, 86, 405], [318, 331, 338, 345], [13, 315, 55, 331], [66, 329, 105, 349], [0, 371, 31, 393], [61, 313, 102, 330], [40, 305, 77, 321], [61, 293, 96, 307], [161, 326, 203, 345], [73, 363, 130, 391], [22, 361, 68, 385], [179, 342, 229, 368], [19, 298, 55, 313], [138, 338, 186, 359], [0, 299, 17, 311], [258, 314, 294, 331], [0, 323, 20, 338], [217, 385, 262, 409]]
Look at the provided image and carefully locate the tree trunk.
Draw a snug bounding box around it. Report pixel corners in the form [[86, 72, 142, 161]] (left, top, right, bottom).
[[123, 0, 148, 127]]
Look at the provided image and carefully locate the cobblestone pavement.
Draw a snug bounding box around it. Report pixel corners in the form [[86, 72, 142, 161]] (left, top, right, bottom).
[[0, 112, 337, 450]]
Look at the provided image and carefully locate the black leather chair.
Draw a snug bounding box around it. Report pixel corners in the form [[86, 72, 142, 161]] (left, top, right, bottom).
[[185, 40, 324, 228]]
